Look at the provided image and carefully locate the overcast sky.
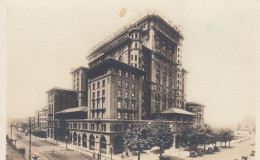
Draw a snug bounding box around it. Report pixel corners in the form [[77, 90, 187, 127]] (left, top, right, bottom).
[[6, 0, 259, 127]]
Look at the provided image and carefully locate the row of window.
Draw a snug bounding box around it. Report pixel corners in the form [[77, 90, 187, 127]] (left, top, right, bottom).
[[71, 122, 107, 131], [92, 80, 106, 90], [92, 90, 105, 99], [91, 110, 105, 119], [117, 101, 136, 110], [117, 112, 135, 120], [118, 90, 136, 99], [118, 80, 136, 89], [118, 70, 136, 80]]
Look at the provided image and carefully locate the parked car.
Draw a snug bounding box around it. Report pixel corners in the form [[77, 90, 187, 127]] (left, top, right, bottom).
[[196, 148, 206, 156], [190, 151, 198, 157], [213, 146, 220, 152], [206, 147, 214, 154]]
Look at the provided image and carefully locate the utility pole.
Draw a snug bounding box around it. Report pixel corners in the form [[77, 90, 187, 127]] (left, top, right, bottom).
[[10, 123, 13, 139], [29, 117, 32, 160]]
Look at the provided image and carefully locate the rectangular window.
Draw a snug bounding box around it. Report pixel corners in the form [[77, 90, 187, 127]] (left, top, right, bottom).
[[118, 90, 122, 97], [125, 91, 129, 98], [97, 91, 100, 98], [102, 80, 105, 87], [117, 101, 121, 108], [125, 72, 129, 78], [132, 84, 135, 90], [102, 90, 105, 97], [132, 103, 135, 110], [118, 69, 122, 76], [126, 82, 129, 89], [132, 113, 135, 120], [117, 112, 122, 119], [93, 92, 95, 99], [97, 82, 100, 89], [118, 80, 122, 87], [135, 43, 137, 48], [132, 74, 135, 80], [131, 55, 133, 60], [125, 113, 128, 119], [93, 83, 95, 90], [125, 102, 129, 109], [132, 93, 135, 100]]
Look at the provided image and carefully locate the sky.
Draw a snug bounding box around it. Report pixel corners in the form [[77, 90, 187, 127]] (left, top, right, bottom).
[[5, 0, 260, 127]]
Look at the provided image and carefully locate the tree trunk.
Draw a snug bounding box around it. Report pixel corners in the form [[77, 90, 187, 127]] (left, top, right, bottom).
[[229, 141, 230, 147], [138, 149, 140, 160], [160, 145, 163, 158]]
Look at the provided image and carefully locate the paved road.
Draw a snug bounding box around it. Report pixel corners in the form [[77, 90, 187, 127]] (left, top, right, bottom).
[[11, 129, 95, 160], [185, 138, 255, 160]]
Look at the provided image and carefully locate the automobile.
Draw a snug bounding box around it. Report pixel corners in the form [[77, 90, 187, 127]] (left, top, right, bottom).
[[190, 151, 198, 157], [213, 146, 220, 152], [196, 148, 206, 156], [206, 147, 214, 154]]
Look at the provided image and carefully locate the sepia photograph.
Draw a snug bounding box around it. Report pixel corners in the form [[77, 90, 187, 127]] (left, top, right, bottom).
[[1, 0, 259, 160]]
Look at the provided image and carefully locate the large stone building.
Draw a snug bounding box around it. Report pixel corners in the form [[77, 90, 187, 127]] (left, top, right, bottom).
[[47, 14, 205, 155], [46, 88, 78, 139], [39, 106, 48, 131]]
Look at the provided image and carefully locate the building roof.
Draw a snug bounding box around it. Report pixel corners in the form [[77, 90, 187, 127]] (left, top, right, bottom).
[[87, 14, 183, 59], [182, 68, 188, 73], [161, 108, 196, 116], [56, 106, 87, 114], [186, 102, 205, 107], [86, 58, 145, 76], [70, 66, 88, 74], [46, 87, 76, 93]]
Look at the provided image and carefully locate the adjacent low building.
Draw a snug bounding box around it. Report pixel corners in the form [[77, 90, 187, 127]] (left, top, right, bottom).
[[186, 102, 205, 125]]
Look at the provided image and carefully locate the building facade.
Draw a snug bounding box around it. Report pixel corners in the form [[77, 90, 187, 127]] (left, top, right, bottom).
[[71, 67, 88, 107], [46, 14, 205, 155], [39, 106, 48, 131], [46, 88, 78, 139], [186, 102, 205, 125]]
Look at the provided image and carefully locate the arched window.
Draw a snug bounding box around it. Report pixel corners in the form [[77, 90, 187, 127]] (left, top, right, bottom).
[[100, 136, 107, 153], [73, 132, 77, 145], [82, 133, 87, 148], [89, 135, 95, 150], [78, 134, 81, 146]]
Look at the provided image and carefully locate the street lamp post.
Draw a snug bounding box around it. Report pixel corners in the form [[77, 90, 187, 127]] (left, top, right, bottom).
[[10, 123, 13, 139], [29, 117, 32, 160], [65, 136, 68, 148], [110, 145, 113, 160]]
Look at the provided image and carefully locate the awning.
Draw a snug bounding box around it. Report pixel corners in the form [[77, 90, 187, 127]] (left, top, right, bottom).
[[56, 106, 87, 114], [161, 108, 196, 116]]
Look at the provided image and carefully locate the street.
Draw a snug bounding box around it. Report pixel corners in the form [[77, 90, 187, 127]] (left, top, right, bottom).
[[185, 138, 255, 160], [10, 129, 95, 160], [7, 127, 256, 160]]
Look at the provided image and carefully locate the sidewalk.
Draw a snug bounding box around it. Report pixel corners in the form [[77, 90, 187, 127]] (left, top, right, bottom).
[[6, 143, 26, 160]]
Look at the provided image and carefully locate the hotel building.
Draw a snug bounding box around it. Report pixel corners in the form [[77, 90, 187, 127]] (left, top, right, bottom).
[[47, 14, 204, 155]]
